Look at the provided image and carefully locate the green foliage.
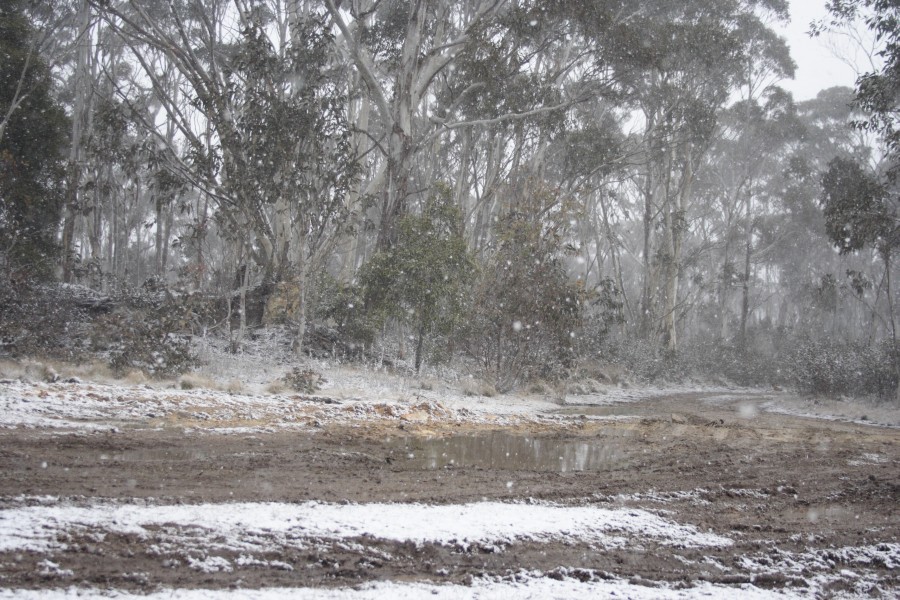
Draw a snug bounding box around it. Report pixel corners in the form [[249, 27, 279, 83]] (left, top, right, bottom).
[[820, 157, 891, 254], [0, 2, 68, 278], [560, 116, 624, 181], [215, 11, 355, 282], [228, 12, 353, 199], [823, 1, 900, 173], [310, 273, 378, 350], [282, 366, 326, 394], [579, 277, 625, 354], [94, 297, 200, 378], [360, 185, 475, 371], [463, 182, 584, 390]]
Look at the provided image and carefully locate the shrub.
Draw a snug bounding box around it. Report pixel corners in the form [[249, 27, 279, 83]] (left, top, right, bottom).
[[93, 292, 203, 377], [359, 185, 475, 372], [282, 366, 326, 393], [604, 331, 898, 399], [782, 337, 897, 398], [0, 280, 93, 360], [97, 311, 196, 377], [312, 275, 378, 351], [461, 182, 583, 391]]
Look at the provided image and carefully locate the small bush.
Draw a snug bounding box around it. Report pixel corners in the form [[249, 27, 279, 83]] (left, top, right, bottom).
[[312, 276, 378, 352], [462, 380, 498, 397], [101, 316, 196, 377], [461, 183, 583, 391], [601, 338, 678, 382], [93, 297, 200, 377], [282, 366, 325, 393]]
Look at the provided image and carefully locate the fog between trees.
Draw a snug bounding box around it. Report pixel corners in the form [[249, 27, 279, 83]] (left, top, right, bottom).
[[1, 0, 898, 397]]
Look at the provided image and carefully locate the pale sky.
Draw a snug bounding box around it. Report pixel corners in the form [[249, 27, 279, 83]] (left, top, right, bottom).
[[776, 0, 878, 101]]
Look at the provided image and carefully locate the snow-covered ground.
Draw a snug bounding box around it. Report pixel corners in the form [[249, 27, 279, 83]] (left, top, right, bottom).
[[0, 498, 732, 555], [0, 576, 829, 599], [1, 352, 898, 599], [3, 357, 898, 432], [1, 494, 895, 599]]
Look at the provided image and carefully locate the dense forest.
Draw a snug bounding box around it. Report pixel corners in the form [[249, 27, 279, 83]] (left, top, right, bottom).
[[1, 0, 898, 397]]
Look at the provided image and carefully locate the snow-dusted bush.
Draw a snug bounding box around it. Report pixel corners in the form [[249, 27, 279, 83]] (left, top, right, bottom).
[[310, 276, 378, 354], [461, 184, 583, 391], [93, 294, 200, 377], [600, 337, 672, 382], [680, 340, 781, 386], [0, 280, 93, 359], [359, 188, 475, 373], [604, 332, 897, 399], [783, 337, 897, 398], [282, 366, 325, 393]]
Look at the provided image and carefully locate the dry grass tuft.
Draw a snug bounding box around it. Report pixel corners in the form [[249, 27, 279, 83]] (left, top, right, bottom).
[[462, 379, 498, 398], [266, 380, 287, 395], [178, 373, 219, 391], [122, 369, 149, 384]]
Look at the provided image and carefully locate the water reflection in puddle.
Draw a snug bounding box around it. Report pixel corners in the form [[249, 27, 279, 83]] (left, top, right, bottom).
[[390, 432, 625, 472]]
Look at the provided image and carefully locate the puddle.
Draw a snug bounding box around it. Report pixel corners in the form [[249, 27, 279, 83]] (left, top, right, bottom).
[[388, 432, 629, 472]]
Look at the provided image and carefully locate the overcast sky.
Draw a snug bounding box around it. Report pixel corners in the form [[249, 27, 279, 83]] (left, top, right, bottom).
[[777, 0, 878, 101]]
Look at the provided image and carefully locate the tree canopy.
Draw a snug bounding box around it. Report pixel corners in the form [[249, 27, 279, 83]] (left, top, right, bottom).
[[0, 0, 68, 277]]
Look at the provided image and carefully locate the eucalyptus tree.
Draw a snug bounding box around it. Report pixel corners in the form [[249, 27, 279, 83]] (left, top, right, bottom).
[[819, 0, 900, 342], [699, 88, 802, 345], [52, 0, 182, 289], [623, 0, 793, 354], [325, 0, 500, 249], [812, 0, 900, 398], [0, 2, 67, 279], [821, 158, 899, 340], [59, 0, 95, 283], [90, 0, 357, 351], [821, 1, 900, 168], [0, 0, 68, 278], [326, 0, 641, 252]]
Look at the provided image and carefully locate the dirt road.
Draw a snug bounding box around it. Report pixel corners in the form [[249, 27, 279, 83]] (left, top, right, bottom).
[[0, 385, 897, 597]]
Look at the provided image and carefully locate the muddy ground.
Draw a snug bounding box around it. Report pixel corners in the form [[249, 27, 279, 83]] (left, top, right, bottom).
[[1, 390, 898, 596]]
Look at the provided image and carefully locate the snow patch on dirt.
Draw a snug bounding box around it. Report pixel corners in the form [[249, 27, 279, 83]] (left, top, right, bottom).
[[561, 386, 758, 407], [0, 499, 733, 554], [848, 453, 891, 466], [760, 396, 900, 429], [4, 363, 900, 432], [0, 379, 504, 431], [0, 576, 809, 599]]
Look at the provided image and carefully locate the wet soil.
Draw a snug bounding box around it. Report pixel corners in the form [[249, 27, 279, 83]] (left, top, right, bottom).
[[1, 392, 898, 594]]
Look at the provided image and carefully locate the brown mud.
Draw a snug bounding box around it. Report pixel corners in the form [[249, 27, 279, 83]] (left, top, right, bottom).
[[1, 392, 898, 595]]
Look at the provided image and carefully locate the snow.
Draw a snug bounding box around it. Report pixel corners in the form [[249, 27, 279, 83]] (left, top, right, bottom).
[[0, 577, 808, 599], [848, 453, 891, 466], [559, 386, 761, 407], [0, 499, 733, 554], [738, 542, 900, 574], [4, 370, 897, 435], [1, 361, 897, 598], [760, 396, 900, 429]]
